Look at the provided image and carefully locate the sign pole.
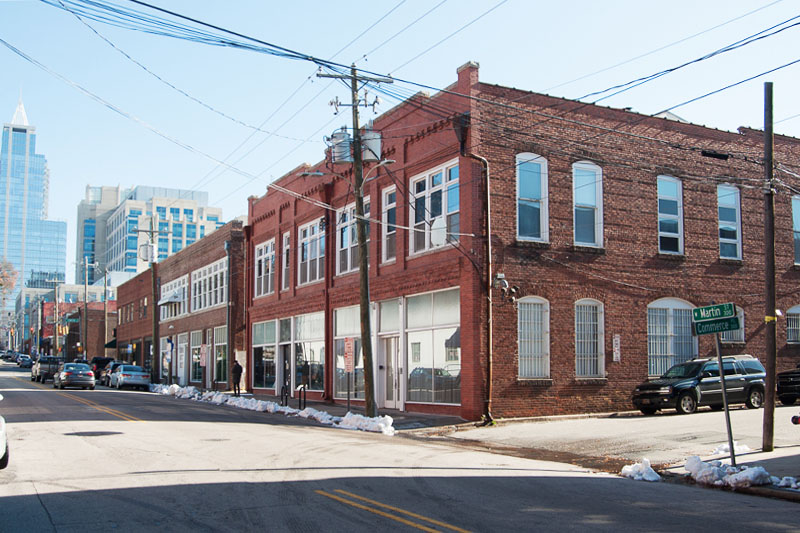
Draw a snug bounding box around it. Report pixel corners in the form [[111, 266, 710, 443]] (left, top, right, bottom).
[[714, 331, 737, 466]]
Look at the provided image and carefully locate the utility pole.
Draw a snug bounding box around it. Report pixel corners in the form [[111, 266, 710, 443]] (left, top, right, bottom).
[[83, 255, 89, 359], [103, 268, 108, 358], [137, 217, 161, 383], [762, 81, 776, 452], [319, 65, 392, 418]]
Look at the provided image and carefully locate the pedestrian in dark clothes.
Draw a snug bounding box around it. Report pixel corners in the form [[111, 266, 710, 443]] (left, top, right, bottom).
[[232, 360, 243, 397]]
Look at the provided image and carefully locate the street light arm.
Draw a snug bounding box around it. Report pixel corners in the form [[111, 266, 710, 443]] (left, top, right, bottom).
[[361, 159, 395, 192]]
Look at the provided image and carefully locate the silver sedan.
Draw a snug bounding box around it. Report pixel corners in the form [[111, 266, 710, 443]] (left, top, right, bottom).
[[53, 363, 96, 390], [110, 365, 150, 391]]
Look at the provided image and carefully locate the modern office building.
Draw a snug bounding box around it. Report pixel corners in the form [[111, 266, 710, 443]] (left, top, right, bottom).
[[76, 185, 125, 285], [0, 99, 67, 318], [105, 186, 224, 273]]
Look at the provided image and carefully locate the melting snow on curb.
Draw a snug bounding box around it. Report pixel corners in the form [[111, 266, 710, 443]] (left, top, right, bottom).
[[620, 458, 661, 482], [150, 384, 395, 436]]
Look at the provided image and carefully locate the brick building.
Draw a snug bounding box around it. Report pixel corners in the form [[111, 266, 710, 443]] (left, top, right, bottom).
[[242, 62, 800, 421], [115, 220, 246, 388], [64, 305, 117, 361]]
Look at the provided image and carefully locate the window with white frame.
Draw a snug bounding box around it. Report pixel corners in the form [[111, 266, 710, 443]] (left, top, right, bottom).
[[720, 305, 745, 343], [382, 187, 397, 263], [214, 326, 227, 383], [718, 184, 741, 260], [657, 175, 683, 254], [647, 298, 697, 375], [793, 196, 800, 264], [337, 199, 370, 275], [787, 305, 800, 343], [298, 219, 325, 285], [281, 232, 290, 291], [575, 299, 604, 377], [517, 153, 548, 242], [160, 276, 188, 320], [410, 160, 459, 254], [573, 161, 603, 247], [518, 297, 550, 378], [254, 239, 275, 297], [191, 257, 227, 312]]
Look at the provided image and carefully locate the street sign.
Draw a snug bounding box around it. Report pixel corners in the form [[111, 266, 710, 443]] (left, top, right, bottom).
[[692, 303, 735, 323], [65, 318, 80, 323], [344, 337, 355, 373], [693, 316, 740, 336]]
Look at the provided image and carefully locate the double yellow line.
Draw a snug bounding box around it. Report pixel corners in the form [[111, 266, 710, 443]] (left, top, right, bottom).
[[316, 489, 469, 532], [59, 392, 143, 422]]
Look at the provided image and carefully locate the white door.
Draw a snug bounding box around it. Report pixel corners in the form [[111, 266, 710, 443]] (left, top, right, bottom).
[[177, 334, 188, 386], [381, 336, 401, 410]]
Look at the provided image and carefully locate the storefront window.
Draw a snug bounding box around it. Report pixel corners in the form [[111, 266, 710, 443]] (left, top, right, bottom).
[[294, 312, 324, 391], [253, 320, 276, 389], [214, 326, 227, 382], [190, 330, 202, 381], [406, 288, 460, 404]]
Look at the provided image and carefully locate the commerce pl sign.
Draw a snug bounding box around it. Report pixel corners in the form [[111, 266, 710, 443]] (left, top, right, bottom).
[[692, 303, 738, 336]]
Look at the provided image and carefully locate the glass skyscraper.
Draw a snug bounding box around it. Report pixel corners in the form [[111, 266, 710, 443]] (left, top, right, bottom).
[[1, 99, 67, 318]]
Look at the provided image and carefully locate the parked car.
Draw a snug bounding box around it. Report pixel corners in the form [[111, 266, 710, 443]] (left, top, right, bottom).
[[90, 357, 114, 381], [53, 363, 96, 390], [777, 363, 800, 406], [100, 361, 126, 387], [631, 354, 766, 415], [110, 365, 150, 391], [31, 356, 62, 383], [0, 393, 8, 469], [16, 355, 32, 368]]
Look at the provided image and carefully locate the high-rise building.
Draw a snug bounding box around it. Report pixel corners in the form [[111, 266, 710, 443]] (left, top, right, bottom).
[[0, 99, 67, 319], [75, 185, 125, 285], [105, 186, 223, 273]]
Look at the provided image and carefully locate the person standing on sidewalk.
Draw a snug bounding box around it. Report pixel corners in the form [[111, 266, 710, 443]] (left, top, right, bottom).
[[231, 360, 243, 397]]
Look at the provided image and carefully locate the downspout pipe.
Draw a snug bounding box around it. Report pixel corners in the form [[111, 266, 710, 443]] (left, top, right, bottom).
[[455, 113, 494, 424]]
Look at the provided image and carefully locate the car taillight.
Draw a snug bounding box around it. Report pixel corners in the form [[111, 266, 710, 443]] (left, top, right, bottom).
[[87, 371, 94, 377], [121, 374, 132, 378], [64, 372, 73, 376]]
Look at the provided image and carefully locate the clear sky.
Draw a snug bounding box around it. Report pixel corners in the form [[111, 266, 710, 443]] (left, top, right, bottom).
[[1, 0, 799, 283]]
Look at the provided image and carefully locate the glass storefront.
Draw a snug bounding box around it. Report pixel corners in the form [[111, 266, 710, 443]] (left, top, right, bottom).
[[294, 312, 324, 390], [253, 320, 276, 389]]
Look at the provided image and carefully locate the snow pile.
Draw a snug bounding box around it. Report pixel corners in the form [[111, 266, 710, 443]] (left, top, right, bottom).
[[685, 456, 771, 489], [337, 412, 395, 436], [775, 476, 800, 490], [710, 441, 752, 456], [620, 458, 661, 482], [147, 384, 391, 435]]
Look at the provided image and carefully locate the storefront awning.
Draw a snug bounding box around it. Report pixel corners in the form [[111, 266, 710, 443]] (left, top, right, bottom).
[[104, 339, 117, 349], [158, 289, 183, 305]]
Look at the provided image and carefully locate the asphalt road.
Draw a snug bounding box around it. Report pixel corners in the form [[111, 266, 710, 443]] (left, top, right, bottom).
[[1, 362, 799, 532]]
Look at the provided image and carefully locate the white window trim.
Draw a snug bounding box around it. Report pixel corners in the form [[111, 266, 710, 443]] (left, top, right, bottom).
[[718, 184, 742, 260], [160, 275, 188, 321], [517, 296, 550, 379], [191, 257, 228, 313], [720, 305, 745, 343], [254, 239, 275, 298], [657, 175, 683, 255], [298, 219, 325, 286], [574, 298, 604, 378], [572, 161, 603, 248], [281, 232, 291, 291], [516, 153, 548, 243], [646, 297, 698, 376], [787, 305, 800, 344], [409, 158, 459, 256], [336, 197, 370, 275], [382, 186, 397, 264]]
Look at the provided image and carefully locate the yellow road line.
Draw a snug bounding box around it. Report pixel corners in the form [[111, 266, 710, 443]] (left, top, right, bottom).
[[60, 392, 142, 422], [334, 489, 471, 533], [316, 490, 440, 532]]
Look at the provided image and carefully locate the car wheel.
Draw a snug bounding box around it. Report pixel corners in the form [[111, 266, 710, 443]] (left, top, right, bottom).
[[779, 395, 797, 406], [676, 392, 697, 414], [639, 407, 657, 416], [0, 448, 8, 469], [745, 388, 764, 409], [89, 385, 95, 390]]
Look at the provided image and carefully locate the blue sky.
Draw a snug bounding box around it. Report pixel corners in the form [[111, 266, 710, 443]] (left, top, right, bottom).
[[1, 0, 799, 282]]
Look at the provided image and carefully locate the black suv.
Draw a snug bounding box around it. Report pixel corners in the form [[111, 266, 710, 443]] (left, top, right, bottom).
[[632, 355, 766, 415], [777, 363, 800, 405]]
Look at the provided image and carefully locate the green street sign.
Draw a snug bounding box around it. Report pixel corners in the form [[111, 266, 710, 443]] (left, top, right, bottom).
[[692, 303, 735, 323], [693, 316, 740, 336], [64, 318, 80, 323]]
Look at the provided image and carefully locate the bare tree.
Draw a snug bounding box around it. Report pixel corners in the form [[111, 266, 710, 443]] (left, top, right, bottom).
[[0, 260, 18, 311]]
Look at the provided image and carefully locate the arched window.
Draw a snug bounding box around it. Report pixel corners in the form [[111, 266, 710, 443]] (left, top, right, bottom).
[[647, 298, 697, 375], [720, 305, 745, 343], [575, 298, 604, 377], [573, 161, 603, 247], [787, 305, 800, 343], [516, 153, 548, 242], [518, 296, 550, 378]]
